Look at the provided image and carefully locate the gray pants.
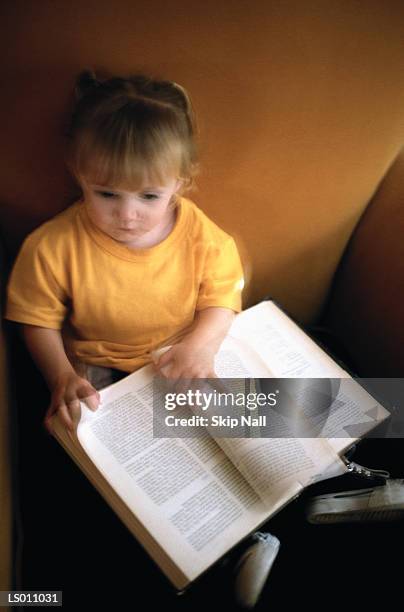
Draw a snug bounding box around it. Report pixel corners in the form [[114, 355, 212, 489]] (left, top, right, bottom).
[[84, 364, 127, 391]]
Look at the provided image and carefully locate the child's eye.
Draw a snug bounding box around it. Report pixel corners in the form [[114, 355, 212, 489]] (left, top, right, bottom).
[[96, 191, 117, 198], [139, 192, 160, 201]]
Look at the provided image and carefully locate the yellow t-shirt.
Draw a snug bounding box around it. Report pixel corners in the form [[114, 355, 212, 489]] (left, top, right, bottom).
[[4, 197, 244, 372]]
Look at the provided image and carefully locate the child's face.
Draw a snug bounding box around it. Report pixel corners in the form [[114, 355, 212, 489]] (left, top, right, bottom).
[[79, 176, 181, 247]]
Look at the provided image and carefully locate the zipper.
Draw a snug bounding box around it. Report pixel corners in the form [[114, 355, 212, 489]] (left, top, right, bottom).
[[342, 456, 390, 481]]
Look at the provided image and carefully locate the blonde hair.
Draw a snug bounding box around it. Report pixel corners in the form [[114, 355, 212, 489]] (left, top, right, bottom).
[[65, 70, 199, 195]]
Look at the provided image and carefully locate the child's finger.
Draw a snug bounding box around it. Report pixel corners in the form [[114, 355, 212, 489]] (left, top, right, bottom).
[[43, 414, 55, 436], [158, 363, 179, 380], [76, 382, 101, 411], [173, 378, 193, 395], [156, 349, 174, 368], [67, 397, 83, 423], [158, 364, 171, 376], [151, 346, 171, 364], [44, 402, 56, 422], [81, 393, 99, 411], [76, 379, 98, 395], [57, 402, 75, 432], [207, 376, 232, 396]]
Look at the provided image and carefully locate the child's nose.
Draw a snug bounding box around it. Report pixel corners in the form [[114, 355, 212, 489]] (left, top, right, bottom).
[[117, 201, 139, 224]]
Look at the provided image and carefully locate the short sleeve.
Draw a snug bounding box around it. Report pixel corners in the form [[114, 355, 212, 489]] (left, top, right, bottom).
[[4, 233, 69, 329], [196, 236, 244, 313]]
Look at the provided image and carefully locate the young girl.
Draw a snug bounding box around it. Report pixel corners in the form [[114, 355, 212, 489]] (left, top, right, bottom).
[[4, 70, 244, 435], [4, 70, 279, 607]]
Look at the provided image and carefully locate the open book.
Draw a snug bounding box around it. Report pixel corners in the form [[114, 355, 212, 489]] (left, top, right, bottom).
[[50, 300, 390, 591]]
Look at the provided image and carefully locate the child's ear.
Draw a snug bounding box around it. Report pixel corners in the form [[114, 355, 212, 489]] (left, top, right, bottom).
[[175, 178, 184, 193]]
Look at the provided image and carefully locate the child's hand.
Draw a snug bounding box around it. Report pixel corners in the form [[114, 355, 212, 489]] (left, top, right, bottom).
[[153, 338, 216, 380], [44, 371, 101, 435]]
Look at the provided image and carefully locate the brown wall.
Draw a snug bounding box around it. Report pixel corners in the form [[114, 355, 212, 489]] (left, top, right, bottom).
[[1, 0, 403, 324]]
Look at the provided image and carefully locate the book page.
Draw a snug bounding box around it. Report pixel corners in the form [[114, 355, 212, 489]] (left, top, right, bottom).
[[74, 364, 296, 584], [214, 336, 273, 377], [228, 301, 350, 377], [214, 436, 346, 506]]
